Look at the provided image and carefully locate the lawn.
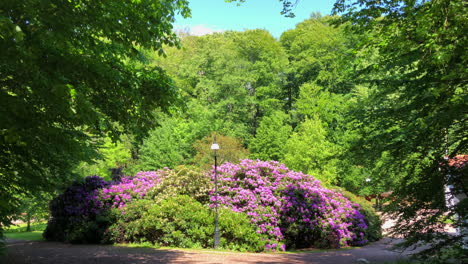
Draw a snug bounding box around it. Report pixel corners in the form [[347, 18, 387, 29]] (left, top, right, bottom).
[[4, 222, 46, 241], [4, 231, 44, 241]]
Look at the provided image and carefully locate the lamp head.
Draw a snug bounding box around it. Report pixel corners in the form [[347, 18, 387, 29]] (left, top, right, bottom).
[[211, 143, 220, 150], [211, 134, 220, 150]]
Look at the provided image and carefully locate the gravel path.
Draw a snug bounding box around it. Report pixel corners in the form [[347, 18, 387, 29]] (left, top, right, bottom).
[[1, 238, 413, 264]]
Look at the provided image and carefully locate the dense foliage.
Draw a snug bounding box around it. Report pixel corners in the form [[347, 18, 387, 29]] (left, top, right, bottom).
[[3, 0, 465, 261], [0, 0, 190, 237], [124, 18, 364, 192], [212, 160, 371, 250], [74, 135, 133, 180], [249, 111, 291, 161], [104, 195, 266, 252], [145, 166, 213, 204], [44, 162, 380, 251], [333, 0, 467, 260]]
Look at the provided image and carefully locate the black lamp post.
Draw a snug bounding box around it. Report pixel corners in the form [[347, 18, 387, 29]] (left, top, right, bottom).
[[211, 136, 220, 249]]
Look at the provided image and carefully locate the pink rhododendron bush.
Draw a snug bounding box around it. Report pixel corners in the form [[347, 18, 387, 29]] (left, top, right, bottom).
[[44, 161, 380, 251], [210, 160, 370, 250], [101, 170, 166, 208]]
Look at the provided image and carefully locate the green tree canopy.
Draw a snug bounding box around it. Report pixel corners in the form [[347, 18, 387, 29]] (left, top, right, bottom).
[[151, 29, 289, 142], [280, 15, 354, 110], [0, 0, 190, 231], [250, 111, 292, 161], [333, 0, 467, 258], [283, 117, 340, 186], [74, 135, 133, 180], [193, 133, 249, 170]]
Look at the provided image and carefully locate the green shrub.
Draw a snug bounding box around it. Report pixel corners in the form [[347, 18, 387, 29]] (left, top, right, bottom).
[[104, 195, 266, 251], [145, 166, 213, 204], [217, 209, 267, 252], [337, 188, 383, 242], [66, 212, 115, 244]]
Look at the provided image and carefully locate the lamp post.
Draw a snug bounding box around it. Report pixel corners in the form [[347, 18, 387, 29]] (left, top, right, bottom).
[[211, 136, 220, 249]]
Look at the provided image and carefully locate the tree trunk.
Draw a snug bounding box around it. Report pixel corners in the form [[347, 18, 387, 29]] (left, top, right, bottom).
[[26, 212, 31, 232]]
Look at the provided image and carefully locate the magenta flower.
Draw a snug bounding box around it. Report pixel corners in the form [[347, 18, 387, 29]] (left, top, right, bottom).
[[209, 159, 370, 249]]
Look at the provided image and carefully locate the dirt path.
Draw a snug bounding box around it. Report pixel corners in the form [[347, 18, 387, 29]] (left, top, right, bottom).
[[1, 238, 412, 264]]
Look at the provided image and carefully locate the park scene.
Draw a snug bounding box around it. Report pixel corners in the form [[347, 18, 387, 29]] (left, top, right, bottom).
[[0, 0, 466, 263]]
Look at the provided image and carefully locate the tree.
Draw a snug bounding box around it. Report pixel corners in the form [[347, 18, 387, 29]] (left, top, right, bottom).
[[294, 82, 347, 135], [152, 30, 289, 141], [280, 14, 354, 110], [13, 191, 52, 232], [74, 135, 133, 180], [293, 82, 365, 189], [0, 0, 190, 236], [131, 115, 207, 171], [333, 0, 467, 259], [250, 111, 291, 161], [193, 133, 249, 170], [283, 117, 340, 185]]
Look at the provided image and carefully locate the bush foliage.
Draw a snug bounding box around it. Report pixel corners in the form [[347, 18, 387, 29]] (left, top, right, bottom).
[[44, 161, 382, 251], [211, 160, 372, 250], [145, 166, 213, 204], [104, 195, 266, 251], [337, 188, 382, 243]]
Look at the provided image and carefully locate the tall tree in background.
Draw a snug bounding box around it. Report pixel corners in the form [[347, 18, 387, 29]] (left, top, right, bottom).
[[193, 133, 249, 170], [130, 112, 213, 172], [283, 117, 339, 186], [146, 30, 288, 148], [74, 135, 133, 180], [0, 0, 190, 236], [280, 14, 353, 110], [250, 110, 292, 161], [334, 0, 467, 259], [280, 15, 363, 188]]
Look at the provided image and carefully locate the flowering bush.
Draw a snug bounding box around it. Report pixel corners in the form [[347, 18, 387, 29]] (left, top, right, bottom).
[[210, 159, 370, 250], [44, 161, 378, 251], [337, 188, 382, 243], [100, 170, 166, 209], [43, 176, 110, 242], [145, 166, 213, 204]]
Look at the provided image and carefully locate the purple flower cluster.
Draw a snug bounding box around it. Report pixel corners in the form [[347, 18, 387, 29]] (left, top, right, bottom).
[[49, 176, 110, 221], [101, 170, 166, 208], [210, 159, 369, 250], [44, 176, 111, 242]]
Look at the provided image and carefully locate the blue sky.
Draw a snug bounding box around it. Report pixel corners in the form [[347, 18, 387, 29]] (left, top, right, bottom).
[[174, 0, 337, 39]]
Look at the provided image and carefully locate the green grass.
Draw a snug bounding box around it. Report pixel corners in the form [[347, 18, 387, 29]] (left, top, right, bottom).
[[3, 221, 46, 241], [115, 242, 161, 249], [4, 231, 44, 241], [115, 243, 237, 253], [5, 221, 47, 233]]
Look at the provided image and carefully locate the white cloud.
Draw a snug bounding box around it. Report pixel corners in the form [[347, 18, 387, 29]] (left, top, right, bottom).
[[175, 24, 224, 36]]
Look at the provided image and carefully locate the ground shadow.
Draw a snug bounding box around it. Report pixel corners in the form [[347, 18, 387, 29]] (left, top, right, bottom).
[[0, 238, 411, 264], [1, 240, 189, 264]]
